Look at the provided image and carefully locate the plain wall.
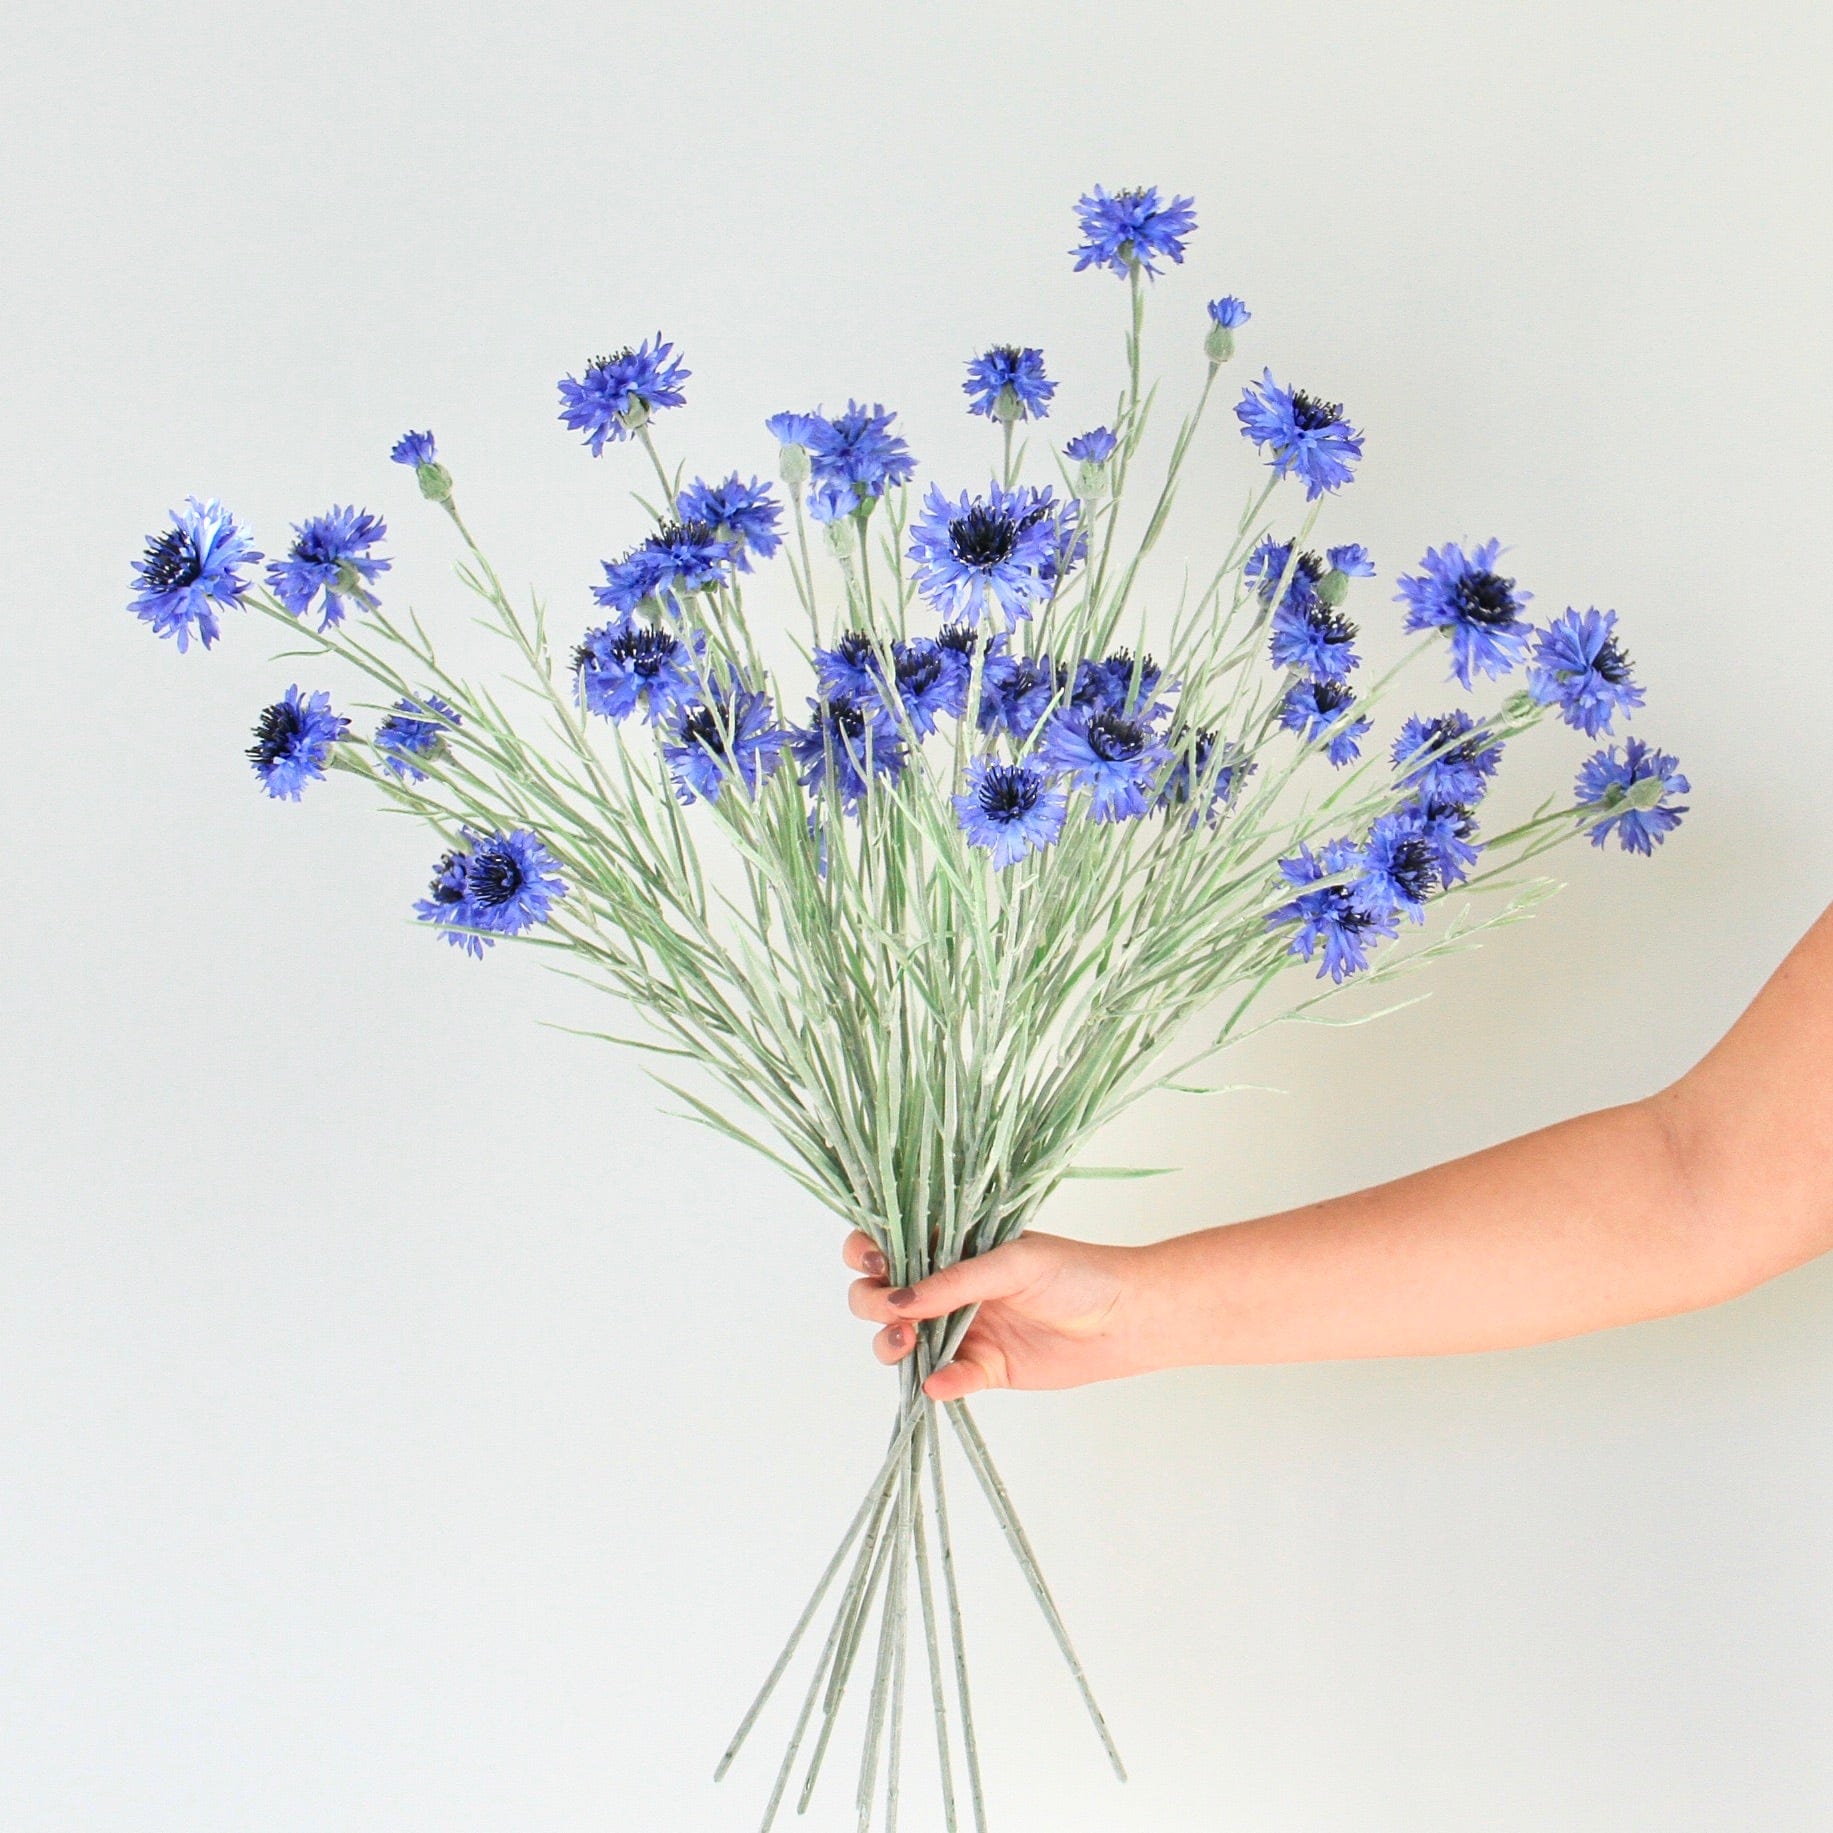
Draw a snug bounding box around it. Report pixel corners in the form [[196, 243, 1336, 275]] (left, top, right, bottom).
[[4, 2, 1832, 1827]]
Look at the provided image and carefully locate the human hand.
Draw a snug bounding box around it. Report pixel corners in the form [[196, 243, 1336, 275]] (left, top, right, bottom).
[[842, 1230, 1161, 1402]]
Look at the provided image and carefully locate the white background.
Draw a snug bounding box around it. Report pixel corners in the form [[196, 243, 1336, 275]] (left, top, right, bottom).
[[5, 3, 1833, 1827]]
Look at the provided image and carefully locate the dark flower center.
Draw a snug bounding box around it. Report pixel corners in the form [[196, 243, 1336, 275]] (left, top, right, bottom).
[[1329, 889, 1374, 934], [937, 623, 978, 659], [427, 852, 467, 906], [978, 765, 1042, 823], [825, 697, 868, 742], [1304, 607, 1356, 647], [680, 704, 733, 758], [1309, 680, 1355, 716], [1450, 569, 1521, 627], [586, 347, 633, 374], [1388, 838, 1438, 904], [1289, 391, 1344, 432], [248, 701, 303, 768], [894, 644, 944, 699], [1085, 711, 1147, 763], [651, 518, 721, 554], [608, 625, 681, 679], [833, 631, 876, 671], [468, 847, 526, 908], [948, 505, 1019, 569], [140, 527, 202, 593], [1593, 637, 1634, 684]]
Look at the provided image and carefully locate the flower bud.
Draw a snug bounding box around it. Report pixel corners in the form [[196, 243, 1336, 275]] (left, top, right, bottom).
[[778, 441, 811, 489], [414, 461, 454, 504], [1076, 458, 1110, 500], [1203, 323, 1236, 365], [992, 383, 1025, 426], [1315, 566, 1349, 607]]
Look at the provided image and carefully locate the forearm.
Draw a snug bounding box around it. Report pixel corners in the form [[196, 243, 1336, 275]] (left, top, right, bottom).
[[1129, 1093, 1762, 1366]]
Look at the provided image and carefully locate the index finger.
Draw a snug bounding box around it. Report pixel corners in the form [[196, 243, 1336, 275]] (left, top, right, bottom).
[[841, 1231, 887, 1276]]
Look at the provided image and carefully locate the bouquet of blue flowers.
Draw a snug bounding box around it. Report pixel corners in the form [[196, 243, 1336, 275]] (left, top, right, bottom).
[[126, 184, 1688, 1830]]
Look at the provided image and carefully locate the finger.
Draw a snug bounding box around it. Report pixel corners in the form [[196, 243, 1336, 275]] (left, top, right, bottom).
[[841, 1231, 888, 1278], [924, 1353, 994, 1401], [883, 1239, 1034, 1322], [873, 1320, 917, 1366], [847, 1276, 900, 1324]]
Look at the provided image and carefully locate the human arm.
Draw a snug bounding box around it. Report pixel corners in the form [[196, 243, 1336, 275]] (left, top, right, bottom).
[[846, 902, 1833, 1401]]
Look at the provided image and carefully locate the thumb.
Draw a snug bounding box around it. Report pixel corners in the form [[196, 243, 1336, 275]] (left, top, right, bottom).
[[885, 1238, 1033, 1321]]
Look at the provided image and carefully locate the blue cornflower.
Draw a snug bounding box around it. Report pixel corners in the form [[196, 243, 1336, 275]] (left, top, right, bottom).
[[1279, 678, 1372, 766], [375, 692, 461, 781], [265, 506, 390, 630], [805, 402, 917, 504], [557, 337, 689, 454], [1245, 538, 1326, 615], [677, 474, 783, 571], [881, 637, 967, 738], [1071, 650, 1171, 720], [977, 649, 1062, 742], [1403, 796, 1482, 886], [389, 430, 437, 468], [954, 758, 1068, 868], [1236, 370, 1365, 500], [1529, 607, 1645, 737], [1270, 600, 1359, 682], [1158, 728, 1253, 825], [791, 694, 908, 809], [1326, 543, 1375, 579], [766, 410, 829, 451], [247, 685, 348, 800], [128, 498, 262, 652], [1010, 484, 1084, 591], [414, 844, 488, 957], [933, 623, 980, 700], [574, 620, 703, 724], [1207, 297, 1251, 329], [1391, 711, 1504, 806], [1396, 540, 1533, 687], [463, 830, 566, 936], [1268, 839, 1396, 982], [664, 680, 787, 805], [806, 479, 857, 524], [908, 482, 1060, 628], [1355, 811, 1441, 924], [814, 632, 883, 702], [1039, 707, 1171, 823], [1071, 185, 1198, 278], [1575, 738, 1690, 855], [594, 519, 734, 617], [1064, 426, 1119, 465], [964, 346, 1055, 423]]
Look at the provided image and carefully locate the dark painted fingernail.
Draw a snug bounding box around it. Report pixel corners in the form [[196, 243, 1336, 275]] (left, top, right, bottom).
[[863, 1251, 887, 1278], [888, 1324, 910, 1349], [887, 1287, 915, 1309]]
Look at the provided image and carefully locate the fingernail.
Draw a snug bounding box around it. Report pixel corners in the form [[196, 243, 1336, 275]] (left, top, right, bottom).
[[863, 1251, 887, 1278], [888, 1324, 910, 1349], [887, 1287, 915, 1309]]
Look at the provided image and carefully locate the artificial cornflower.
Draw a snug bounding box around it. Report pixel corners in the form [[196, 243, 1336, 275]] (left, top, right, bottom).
[[1317, 543, 1375, 606], [1064, 427, 1119, 465], [1391, 711, 1504, 806], [1245, 538, 1326, 615], [677, 474, 783, 571], [1158, 728, 1253, 825], [265, 506, 390, 630], [1529, 607, 1645, 737], [1279, 678, 1371, 766], [128, 498, 262, 652], [1071, 185, 1198, 278], [764, 411, 826, 487], [1236, 370, 1364, 499], [964, 346, 1055, 423], [1205, 296, 1250, 363], [1354, 811, 1441, 924], [664, 681, 787, 804], [933, 624, 980, 700], [880, 638, 967, 738], [805, 402, 917, 505], [557, 337, 689, 454], [414, 844, 488, 956], [247, 685, 348, 800], [390, 429, 453, 503], [1575, 738, 1690, 855], [954, 759, 1068, 867], [1269, 599, 1359, 682], [814, 632, 883, 702], [1268, 838, 1397, 982], [1403, 796, 1483, 886], [908, 482, 1060, 628], [1395, 539, 1533, 687], [375, 692, 461, 781], [977, 649, 1061, 742], [573, 620, 703, 725], [1070, 650, 1170, 720], [459, 830, 566, 937], [791, 694, 908, 809], [1010, 484, 1084, 590], [1039, 707, 1171, 823], [594, 520, 733, 617], [806, 479, 857, 525]]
